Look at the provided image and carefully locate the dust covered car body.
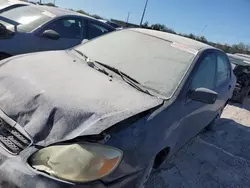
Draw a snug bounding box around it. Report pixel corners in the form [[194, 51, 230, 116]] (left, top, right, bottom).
[[228, 53, 250, 103], [0, 29, 235, 187]]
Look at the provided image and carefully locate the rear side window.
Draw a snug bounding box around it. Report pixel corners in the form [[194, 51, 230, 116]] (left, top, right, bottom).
[[43, 18, 83, 39], [88, 21, 111, 39], [216, 54, 230, 87], [191, 53, 216, 90]]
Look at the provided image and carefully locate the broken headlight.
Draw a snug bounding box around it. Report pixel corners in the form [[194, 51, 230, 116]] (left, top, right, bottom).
[[29, 143, 123, 183]]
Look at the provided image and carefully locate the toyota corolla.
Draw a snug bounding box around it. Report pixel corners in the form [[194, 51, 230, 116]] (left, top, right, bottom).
[[0, 28, 236, 187]]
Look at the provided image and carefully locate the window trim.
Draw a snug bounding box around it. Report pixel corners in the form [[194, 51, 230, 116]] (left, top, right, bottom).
[[189, 52, 217, 91], [86, 19, 113, 40], [36, 16, 87, 40]]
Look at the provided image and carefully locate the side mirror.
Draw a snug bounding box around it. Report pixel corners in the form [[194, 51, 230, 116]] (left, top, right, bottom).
[[189, 88, 218, 104], [41, 29, 60, 40]]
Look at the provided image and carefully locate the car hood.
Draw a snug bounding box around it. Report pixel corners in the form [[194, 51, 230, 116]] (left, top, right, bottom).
[[0, 51, 163, 146]]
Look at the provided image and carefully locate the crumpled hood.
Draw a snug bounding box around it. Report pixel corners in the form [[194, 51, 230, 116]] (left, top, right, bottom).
[[0, 51, 162, 146]]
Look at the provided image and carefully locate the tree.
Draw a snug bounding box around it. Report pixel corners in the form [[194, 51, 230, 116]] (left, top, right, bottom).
[[44, 3, 55, 7], [142, 21, 149, 28], [90, 14, 103, 19], [76, 9, 88, 15], [197, 36, 208, 43], [163, 27, 176, 34], [187, 33, 196, 40], [151, 24, 166, 31]]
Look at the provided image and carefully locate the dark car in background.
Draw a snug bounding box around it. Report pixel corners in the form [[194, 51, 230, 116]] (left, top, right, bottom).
[[0, 5, 115, 59], [0, 29, 235, 187], [228, 53, 250, 103], [98, 19, 123, 30]]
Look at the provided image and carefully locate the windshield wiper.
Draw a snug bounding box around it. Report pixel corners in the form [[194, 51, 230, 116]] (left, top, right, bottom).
[[74, 49, 88, 59], [74, 49, 110, 76], [73, 49, 155, 97], [93, 61, 155, 97], [94, 61, 139, 84]]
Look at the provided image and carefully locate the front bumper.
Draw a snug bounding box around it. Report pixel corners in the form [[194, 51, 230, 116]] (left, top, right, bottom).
[[0, 146, 141, 188]]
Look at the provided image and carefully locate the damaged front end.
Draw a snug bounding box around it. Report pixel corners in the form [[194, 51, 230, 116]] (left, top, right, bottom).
[[228, 54, 250, 103], [0, 109, 32, 155], [0, 50, 165, 187]]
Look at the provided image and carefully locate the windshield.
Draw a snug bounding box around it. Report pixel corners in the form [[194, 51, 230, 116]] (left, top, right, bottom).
[[0, 6, 53, 32], [75, 30, 195, 98]]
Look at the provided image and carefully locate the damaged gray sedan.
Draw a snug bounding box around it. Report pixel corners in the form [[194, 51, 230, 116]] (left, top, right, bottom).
[[0, 28, 236, 188]]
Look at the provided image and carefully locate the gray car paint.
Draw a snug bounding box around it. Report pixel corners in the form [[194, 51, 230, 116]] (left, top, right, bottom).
[[0, 41, 235, 187], [0, 9, 114, 56]]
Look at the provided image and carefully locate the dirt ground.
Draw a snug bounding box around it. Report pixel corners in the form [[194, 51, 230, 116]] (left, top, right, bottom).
[[147, 98, 250, 188]]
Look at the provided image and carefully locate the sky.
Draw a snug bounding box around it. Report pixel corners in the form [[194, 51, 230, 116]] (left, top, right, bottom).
[[43, 0, 250, 45]]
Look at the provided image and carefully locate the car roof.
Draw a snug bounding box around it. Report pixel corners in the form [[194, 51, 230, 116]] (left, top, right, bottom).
[[34, 5, 95, 19], [0, 0, 29, 9], [128, 28, 213, 51], [7, 0, 30, 5]]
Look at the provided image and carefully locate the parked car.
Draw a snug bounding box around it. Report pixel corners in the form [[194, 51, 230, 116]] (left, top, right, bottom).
[[98, 19, 123, 30], [0, 5, 115, 60], [228, 53, 250, 103], [0, 28, 236, 187], [0, 0, 29, 13]]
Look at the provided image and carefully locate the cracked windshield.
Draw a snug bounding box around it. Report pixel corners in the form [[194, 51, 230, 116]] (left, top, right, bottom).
[[0, 0, 249, 188]]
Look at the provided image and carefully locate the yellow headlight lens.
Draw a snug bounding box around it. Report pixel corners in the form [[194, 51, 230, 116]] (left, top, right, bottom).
[[29, 143, 123, 182]]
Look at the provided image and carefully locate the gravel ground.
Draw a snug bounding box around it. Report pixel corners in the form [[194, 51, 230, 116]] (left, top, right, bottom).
[[146, 98, 250, 188]]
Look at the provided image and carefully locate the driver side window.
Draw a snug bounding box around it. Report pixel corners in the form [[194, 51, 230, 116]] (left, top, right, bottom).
[[43, 18, 83, 39], [191, 53, 217, 90]]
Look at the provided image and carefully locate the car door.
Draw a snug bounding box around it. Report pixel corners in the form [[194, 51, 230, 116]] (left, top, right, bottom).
[[87, 20, 114, 40], [33, 17, 87, 52], [214, 52, 232, 108], [174, 52, 218, 152]]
